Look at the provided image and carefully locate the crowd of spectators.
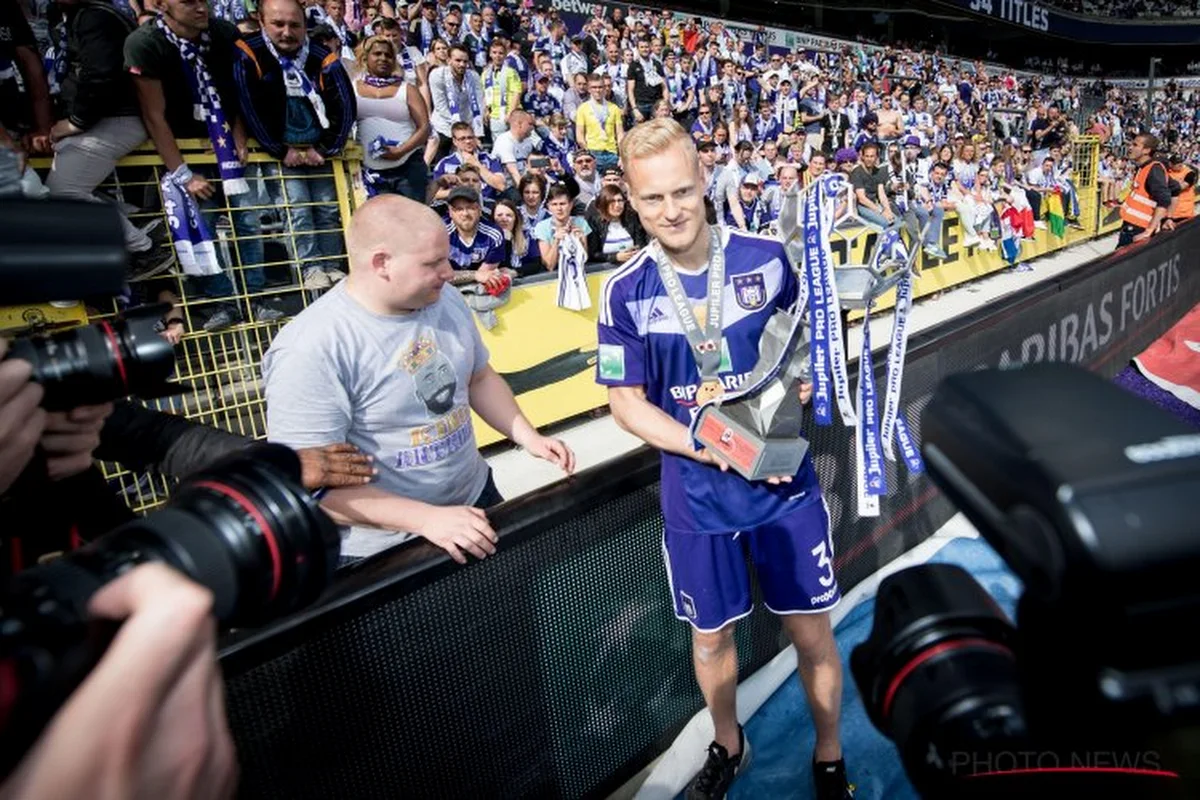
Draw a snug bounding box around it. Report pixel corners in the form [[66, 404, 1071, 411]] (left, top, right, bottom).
[[1048, 0, 1200, 19], [2, 0, 1198, 332]]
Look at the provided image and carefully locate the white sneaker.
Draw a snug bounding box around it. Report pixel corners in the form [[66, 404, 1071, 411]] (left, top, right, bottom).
[[963, 235, 981, 249], [303, 267, 333, 290], [326, 268, 347, 283]]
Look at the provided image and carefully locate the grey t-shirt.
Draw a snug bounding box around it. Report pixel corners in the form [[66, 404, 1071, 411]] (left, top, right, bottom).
[[263, 282, 491, 557]]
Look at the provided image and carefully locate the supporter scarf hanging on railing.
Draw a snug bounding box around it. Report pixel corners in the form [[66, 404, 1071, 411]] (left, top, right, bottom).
[[161, 165, 222, 277], [802, 173, 856, 428], [556, 231, 589, 311], [262, 35, 329, 130], [874, 229, 924, 482], [155, 17, 248, 196]]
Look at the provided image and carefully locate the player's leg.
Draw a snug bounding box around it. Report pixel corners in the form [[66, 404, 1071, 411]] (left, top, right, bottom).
[[692, 623, 740, 756], [749, 500, 854, 799], [663, 528, 753, 799], [779, 610, 842, 761]]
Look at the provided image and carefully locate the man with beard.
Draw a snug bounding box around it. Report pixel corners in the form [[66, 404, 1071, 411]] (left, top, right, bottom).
[[597, 119, 853, 800], [264, 195, 574, 565]]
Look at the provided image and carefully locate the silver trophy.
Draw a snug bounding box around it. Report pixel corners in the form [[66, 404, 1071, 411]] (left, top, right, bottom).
[[690, 187, 814, 480], [691, 180, 924, 480], [824, 176, 927, 310]]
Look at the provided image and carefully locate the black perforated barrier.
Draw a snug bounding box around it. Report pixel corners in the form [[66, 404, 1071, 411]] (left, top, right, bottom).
[[220, 222, 1200, 799]]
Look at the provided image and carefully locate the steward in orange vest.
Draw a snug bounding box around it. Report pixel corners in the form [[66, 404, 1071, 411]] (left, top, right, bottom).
[[1118, 134, 1173, 247], [1167, 156, 1197, 223]]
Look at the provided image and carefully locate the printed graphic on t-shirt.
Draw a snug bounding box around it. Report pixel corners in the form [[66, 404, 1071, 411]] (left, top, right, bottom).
[[392, 334, 472, 468]]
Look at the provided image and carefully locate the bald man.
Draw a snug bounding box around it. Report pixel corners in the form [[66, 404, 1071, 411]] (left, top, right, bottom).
[[263, 196, 575, 565]]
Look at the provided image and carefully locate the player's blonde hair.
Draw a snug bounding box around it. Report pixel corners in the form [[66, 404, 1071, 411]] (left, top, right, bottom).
[[619, 118, 697, 175]]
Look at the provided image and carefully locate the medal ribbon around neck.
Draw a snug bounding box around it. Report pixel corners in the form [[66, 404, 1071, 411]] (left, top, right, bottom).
[[651, 226, 726, 401]]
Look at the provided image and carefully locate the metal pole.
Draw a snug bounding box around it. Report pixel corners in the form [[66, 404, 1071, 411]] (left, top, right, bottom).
[[1147, 57, 1157, 134]]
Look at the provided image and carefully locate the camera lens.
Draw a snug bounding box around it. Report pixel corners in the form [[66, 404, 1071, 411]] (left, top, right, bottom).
[[0, 443, 338, 774], [851, 564, 1025, 795], [112, 443, 341, 626], [6, 310, 175, 411]]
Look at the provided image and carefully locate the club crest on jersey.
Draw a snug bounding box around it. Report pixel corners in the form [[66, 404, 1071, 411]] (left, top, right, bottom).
[[733, 272, 766, 310]]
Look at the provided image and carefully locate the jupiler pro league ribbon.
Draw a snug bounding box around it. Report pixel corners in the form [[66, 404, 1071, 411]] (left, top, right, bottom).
[[802, 174, 856, 428], [876, 232, 925, 476], [856, 298, 886, 518]]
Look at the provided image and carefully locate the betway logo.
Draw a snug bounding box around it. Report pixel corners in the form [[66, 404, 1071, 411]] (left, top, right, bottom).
[[551, 0, 606, 16]]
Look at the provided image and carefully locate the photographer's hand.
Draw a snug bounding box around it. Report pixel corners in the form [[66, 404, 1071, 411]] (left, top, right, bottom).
[[0, 563, 237, 800], [40, 403, 113, 482], [297, 443, 376, 490], [0, 341, 47, 494]]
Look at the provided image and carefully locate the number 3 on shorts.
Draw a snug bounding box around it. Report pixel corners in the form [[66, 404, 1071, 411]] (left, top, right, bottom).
[[811, 540, 835, 588]]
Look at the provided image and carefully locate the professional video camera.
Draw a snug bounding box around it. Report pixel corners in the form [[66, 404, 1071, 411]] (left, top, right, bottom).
[[851, 363, 1200, 800], [0, 442, 340, 778], [1, 199, 181, 410]]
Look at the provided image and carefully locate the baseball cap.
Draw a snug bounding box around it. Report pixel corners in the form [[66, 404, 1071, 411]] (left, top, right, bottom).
[[903, 135, 920, 148], [697, 139, 717, 152], [447, 185, 480, 204], [742, 172, 762, 186]]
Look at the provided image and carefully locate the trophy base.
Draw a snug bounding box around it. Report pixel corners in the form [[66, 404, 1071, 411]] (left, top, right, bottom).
[[695, 407, 810, 481]]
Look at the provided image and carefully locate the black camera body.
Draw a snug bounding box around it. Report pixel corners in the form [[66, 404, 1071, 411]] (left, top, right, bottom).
[[1, 199, 181, 410], [852, 364, 1200, 799], [0, 444, 340, 777], [0, 202, 341, 779]]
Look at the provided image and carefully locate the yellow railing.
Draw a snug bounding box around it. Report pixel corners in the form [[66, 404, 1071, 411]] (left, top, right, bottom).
[[19, 139, 364, 512]]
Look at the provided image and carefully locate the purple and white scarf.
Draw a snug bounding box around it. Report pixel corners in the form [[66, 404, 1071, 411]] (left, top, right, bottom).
[[262, 34, 329, 130], [161, 165, 222, 277], [155, 17, 248, 196]]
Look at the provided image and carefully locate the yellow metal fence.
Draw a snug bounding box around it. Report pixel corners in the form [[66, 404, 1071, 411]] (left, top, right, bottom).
[[22, 139, 363, 513]]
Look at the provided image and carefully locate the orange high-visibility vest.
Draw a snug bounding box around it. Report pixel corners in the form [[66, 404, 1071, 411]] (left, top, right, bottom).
[[1168, 165, 1195, 221], [1120, 160, 1164, 229]]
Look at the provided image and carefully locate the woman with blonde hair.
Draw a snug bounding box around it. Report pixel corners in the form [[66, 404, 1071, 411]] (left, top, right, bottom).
[[354, 35, 431, 201]]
